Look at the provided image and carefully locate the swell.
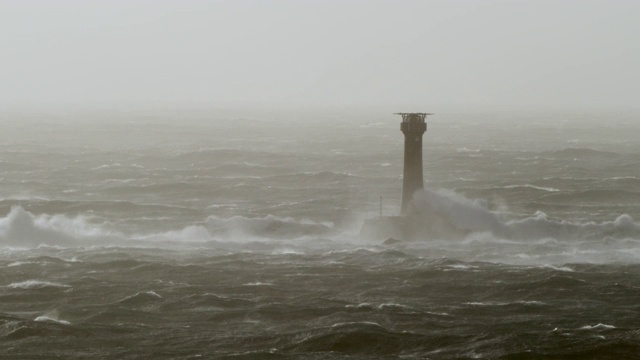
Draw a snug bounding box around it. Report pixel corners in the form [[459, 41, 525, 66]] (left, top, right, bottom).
[[2, 248, 640, 357], [541, 147, 622, 158], [0, 199, 201, 218], [407, 188, 640, 242], [0, 207, 337, 248], [539, 189, 640, 204]]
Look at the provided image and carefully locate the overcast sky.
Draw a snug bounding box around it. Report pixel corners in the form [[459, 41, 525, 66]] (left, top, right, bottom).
[[1, 0, 639, 112]]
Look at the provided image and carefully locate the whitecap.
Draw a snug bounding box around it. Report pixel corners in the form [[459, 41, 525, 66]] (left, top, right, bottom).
[[345, 303, 373, 309], [7, 261, 36, 267], [444, 264, 477, 270], [378, 303, 413, 310], [503, 184, 560, 192], [34, 315, 71, 325], [331, 321, 381, 328], [425, 311, 451, 316], [271, 248, 303, 255], [514, 300, 546, 306], [579, 323, 616, 330], [145, 291, 162, 299], [6, 280, 70, 289], [542, 265, 575, 272], [464, 302, 507, 306], [34, 310, 70, 325], [243, 282, 273, 286]]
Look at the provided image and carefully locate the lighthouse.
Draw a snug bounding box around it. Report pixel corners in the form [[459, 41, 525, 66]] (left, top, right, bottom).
[[397, 113, 431, 214], [360, 112, 432, 241]]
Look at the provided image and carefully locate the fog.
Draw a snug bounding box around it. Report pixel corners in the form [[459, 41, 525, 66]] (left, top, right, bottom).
[[3, 2, 640, 358], [1, 0, 639, 113]]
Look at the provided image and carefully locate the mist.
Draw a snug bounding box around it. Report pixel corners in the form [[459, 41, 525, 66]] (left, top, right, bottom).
[[2, 1, 640, 358], [2, 0, 639, 112]]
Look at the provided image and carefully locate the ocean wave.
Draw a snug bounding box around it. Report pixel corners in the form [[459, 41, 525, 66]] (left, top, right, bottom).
[[6, 256, 71, 267], [541, 264, 575, 272], [243, 282, 274, 286], [33, 316, 71, 325], [34, 311, 71, 325], [344, 303, 415, 312], [542, 148, 621, 158], [408, 188, 640, 241], [0, 199, 198, 218], [282, 322, 421, 355], [579, 323, 616, 330], [463, 301, 546, 307], [172, 148, 300, 169], [174, 148, 275, 161], [2, 187, 639, 266], [266, 171, 360, 185], [0, 206, 115, 247], [502, 184, 560, 192], [540, 189, 640, 204], [0, 206, 338, 248], [116, 291, 163, 306], [7, 261, 37, 267], [6, 280, 70, 289], [206, 214, 335, 240], [161, 293, 254, 312], [0, 161, 33, 171]]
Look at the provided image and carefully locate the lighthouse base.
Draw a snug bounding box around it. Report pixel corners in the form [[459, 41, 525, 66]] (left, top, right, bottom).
[[360, 212, 470, 242], [360, 216, 407, 241]]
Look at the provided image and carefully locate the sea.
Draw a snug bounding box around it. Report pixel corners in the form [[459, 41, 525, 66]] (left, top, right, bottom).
[[1, 110, 639, 359]]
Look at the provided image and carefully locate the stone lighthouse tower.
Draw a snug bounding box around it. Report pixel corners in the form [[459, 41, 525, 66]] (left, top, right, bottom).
[[360, 112, 433, 241], [397, 113, 431, 214]]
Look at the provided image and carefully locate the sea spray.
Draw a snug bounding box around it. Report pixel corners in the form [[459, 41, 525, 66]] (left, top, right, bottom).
[[409, 188, 640, 241]]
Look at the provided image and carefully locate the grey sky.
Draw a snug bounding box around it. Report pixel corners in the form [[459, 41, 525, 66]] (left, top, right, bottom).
[[1, 0, 639, 111]]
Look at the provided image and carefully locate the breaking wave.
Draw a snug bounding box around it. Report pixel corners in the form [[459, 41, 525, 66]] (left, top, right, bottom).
[[410, 188, 639, 241], [2, 187, 640, 264], [6, 280, 70, 289], [34, 311, 71, 325], [543, 148, 621, 159], [205, 214, 334, 239], [0, 207, 115, 247], [0, 207, 336, 248], [540, 189, 640, 204]]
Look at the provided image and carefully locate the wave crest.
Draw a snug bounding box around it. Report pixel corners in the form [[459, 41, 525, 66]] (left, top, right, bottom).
[[409, 189, 639, 241], [0, 207, 336, 248], [0, 207, 110, 247], [206, 214, 334, 240]]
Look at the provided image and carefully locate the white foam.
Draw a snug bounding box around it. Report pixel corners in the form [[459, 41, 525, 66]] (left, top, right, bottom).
[[34, 310, 70, 325], [145, 291, 162, 299], [7, 280, 70, 289], [0, 206, 114, 247], [378, 303, 412, 310], [0, 206, 340, 249], [243, 282, 273, 286], [7, 261, 36, 267], [34, 315, 71, 325], [1, 188, 639, 266], [464, 302, 508, 306], [345, 303, 373, 309], [331, 321, 381, 328], [579, 323, 616, 330], [205, 214, 334, 240], [542, 265, 575, 272], [503, 184, 560, 192], [118, 291, 163, 303], [514, 300, 546, 306], [411, 188, 640, 242]]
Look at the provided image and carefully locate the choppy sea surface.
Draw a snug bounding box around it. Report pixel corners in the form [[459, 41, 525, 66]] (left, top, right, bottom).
[[1, 111, 640, 359]]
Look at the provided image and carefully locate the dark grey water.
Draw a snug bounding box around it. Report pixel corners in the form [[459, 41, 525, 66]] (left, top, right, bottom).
[[1, 111, 640, 358]]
